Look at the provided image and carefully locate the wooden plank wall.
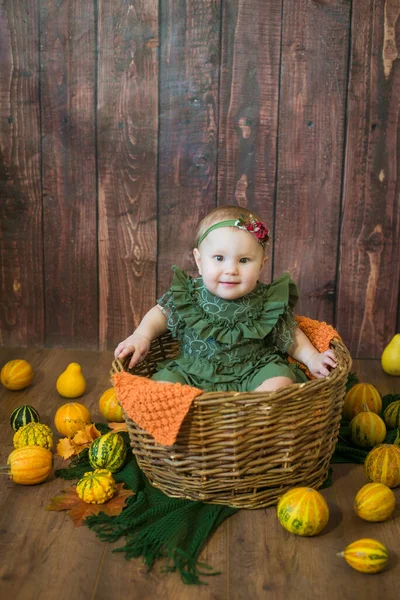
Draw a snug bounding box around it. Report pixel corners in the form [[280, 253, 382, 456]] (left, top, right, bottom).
[[0, 0, 399, 359]]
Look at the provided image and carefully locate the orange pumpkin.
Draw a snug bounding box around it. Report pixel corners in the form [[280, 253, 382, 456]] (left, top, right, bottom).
[[343, 383, 381, 421], [99, 388, 124, 423], [1, 359, 34, 390], [5, 446, 53, 485], [54, 402, 91, 437]]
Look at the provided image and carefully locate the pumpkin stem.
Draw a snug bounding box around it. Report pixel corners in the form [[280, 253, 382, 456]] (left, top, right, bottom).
[[361, 402, 371, 412], [394, 431, 400, 447], [336, 551, 345, 558]]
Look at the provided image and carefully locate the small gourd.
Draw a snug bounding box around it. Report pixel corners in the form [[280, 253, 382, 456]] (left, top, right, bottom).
[[381, 334, 400, 375], [76, 469, 116, 504], [354, 483, 396, 522], [56, 363, 86, 398], [2, 446, 53, 485], [10, 405, 40, 431], [1, 359, 34, 390], [88, 432, 127, 473], [349, 403, 386, 448], [364, 443, 400, 488], [342, 383, 382, 421], [13, 422, 54, 451], [54, 402, 91, 437], [383, 400, 400, 430], [277, 487, 329, 536], [337, 538, 389, 573], [99, 388, 124, 423]]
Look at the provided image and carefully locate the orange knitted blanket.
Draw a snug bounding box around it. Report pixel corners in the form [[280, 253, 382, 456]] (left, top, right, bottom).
[[113, 372, 202, 446], [113, 316, 340, 446]]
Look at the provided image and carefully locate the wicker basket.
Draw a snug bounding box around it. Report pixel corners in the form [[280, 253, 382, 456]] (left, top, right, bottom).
[[111, 330, 352, 509]]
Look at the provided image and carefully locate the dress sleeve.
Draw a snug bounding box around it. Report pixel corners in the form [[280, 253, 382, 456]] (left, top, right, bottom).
[[264, 272, 299, 353], [270, 308, 298, 354], [156, 266, 191, 339]]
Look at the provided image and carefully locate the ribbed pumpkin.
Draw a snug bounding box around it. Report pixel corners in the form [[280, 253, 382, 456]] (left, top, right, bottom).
[[354, 483, 396, 522], [338, 538, 389, 573], [99, 388, 124, 423], [13, 422, 54, 450], [5, 446, 53, 485], [76, 469, 117, 504], [0, 359, 34, 390], [88, 432, 127, 473], [349, 403, 386, 448], [277, 487, 329, 536], [54, 402, 91, 437], [364, 444, 400, 488], [383, 400, 400, 430], [343, 383, 382, 422], [10, 405, 40, 431]]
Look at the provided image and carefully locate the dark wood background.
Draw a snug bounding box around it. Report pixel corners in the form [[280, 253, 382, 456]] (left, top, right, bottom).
[[0, 0, 399, 358]]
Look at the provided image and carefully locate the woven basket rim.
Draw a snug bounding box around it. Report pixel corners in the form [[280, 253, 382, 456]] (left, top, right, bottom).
[[110, 337, 350, 401]]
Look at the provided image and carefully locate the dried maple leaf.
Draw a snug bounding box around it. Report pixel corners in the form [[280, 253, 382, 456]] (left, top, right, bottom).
[[57, 423, 101, 459], [46, 483, 135, 527], [73, 423, 101, 445], [108, 422, 128, 432], [57, 437, 76, 460]]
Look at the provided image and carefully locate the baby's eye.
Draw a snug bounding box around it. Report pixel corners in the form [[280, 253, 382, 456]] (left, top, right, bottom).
[[240, 257, 250, 263], [214, 255, 224, 262]]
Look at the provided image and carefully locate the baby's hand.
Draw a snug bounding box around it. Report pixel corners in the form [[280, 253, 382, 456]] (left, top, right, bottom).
[[114, 333, 151, 369], [306, 349, 337, 378]]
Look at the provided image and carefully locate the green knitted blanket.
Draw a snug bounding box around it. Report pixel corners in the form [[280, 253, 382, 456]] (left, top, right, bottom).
[[55, 377, 400, 585]]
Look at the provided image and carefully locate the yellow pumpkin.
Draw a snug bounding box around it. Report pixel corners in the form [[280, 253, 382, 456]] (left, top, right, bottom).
[[54, 402, 91, 437], [338, 538, 389, 573], [0, 359, 34, 390], [381, 334, 400, 375], [342, 383, 382, 421], [277, 487, 329, 536], [364, 443, 400, 488], [56, 363, 86, 398], [76, 469, 116, 504], [5, 446, 53, 485], [99, 388, 124, 422], [349, 403, 386, 448], [13, 422, 54, 451], [354, 483, 396, 522]]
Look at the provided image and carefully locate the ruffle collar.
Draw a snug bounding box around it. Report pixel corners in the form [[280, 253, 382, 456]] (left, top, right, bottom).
[[164, 266, 299, 345]]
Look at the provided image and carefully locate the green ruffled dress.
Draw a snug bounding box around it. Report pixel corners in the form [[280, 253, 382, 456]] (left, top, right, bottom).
[[152, 266, 308, 392]]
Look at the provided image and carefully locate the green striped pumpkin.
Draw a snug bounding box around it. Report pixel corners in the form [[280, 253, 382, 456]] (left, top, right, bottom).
[[88, 432, 127, 473], [383, 400, 400, 430], [10, 405, 40, 432], [349, 403, 386, 448]]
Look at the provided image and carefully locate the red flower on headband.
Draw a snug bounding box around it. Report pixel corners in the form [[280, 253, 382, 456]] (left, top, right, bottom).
[[235, 215, 270, 246]]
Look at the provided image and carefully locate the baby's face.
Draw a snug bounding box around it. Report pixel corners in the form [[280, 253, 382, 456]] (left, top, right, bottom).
[[193, 227, 267, 300]]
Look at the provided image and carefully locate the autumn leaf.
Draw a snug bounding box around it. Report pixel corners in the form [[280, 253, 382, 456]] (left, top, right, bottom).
[[46, 483, 135, 527], [57, 437, 76, 460], [108, 422, 128, 432], [57, 424, 101, 459], [74, 423, 101, 445]]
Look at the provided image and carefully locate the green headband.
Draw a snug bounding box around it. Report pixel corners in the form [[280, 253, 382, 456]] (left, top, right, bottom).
[[197, 215, 270, 248]]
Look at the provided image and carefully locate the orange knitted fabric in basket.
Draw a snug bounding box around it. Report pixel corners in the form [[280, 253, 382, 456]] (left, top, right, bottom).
[[112, 371, 203, 446], [288, 315, 341, 378]]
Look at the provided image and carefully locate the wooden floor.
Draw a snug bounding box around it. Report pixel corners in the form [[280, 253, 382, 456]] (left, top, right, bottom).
[[0, 347, 399, 600]]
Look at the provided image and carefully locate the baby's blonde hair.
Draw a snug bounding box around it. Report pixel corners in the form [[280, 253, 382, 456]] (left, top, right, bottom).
[[195, 205, 266, 248]]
